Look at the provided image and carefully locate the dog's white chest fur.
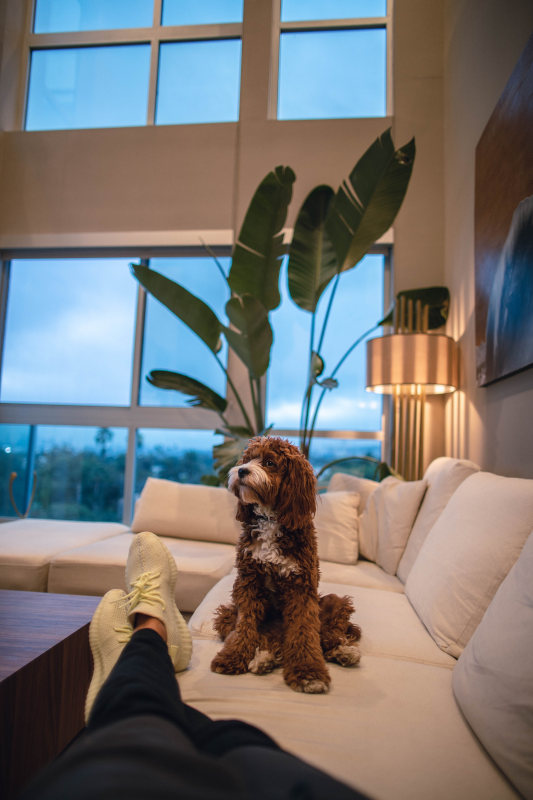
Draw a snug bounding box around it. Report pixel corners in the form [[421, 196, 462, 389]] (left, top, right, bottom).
[[246, 510, 300, 577]]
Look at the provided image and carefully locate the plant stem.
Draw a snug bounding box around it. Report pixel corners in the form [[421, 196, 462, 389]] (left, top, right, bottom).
[[300, 311, 317, 455], [306, 322, 380, 456], [215, 354, 254, 434], [316, 272, 340, 355]]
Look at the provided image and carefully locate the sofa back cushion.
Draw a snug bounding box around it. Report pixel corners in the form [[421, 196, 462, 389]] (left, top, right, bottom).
[[327, 472, 378, 514], [406, 472, 533, 657], [315, 490, 360, 564], [452, 531, 533, 799], [131, 478, 241, 544], [359, 476, 427, 574], [397, 457, 480, 583]]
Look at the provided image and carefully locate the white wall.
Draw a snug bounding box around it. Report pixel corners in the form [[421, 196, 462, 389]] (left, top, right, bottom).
[[443, 0, 533, 477]]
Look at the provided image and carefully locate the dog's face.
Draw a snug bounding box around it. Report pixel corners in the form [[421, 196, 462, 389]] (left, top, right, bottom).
[[228, 436, 316, 529]]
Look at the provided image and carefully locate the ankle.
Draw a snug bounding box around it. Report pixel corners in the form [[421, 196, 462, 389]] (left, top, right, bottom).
[[134, 614, 167, 642]]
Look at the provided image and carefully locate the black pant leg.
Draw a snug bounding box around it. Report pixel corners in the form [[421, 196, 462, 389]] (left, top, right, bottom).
[[89, 629, 281, 753]]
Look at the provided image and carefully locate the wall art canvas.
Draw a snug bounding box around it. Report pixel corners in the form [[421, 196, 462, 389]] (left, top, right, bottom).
[[475, 33, 533, 386]]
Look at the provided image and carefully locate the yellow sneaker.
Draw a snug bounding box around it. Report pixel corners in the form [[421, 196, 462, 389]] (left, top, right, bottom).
[[85, 589, 132, 723], [124, 531, 192, 673]]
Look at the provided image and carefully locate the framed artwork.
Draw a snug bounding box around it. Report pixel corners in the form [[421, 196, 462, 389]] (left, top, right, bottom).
[[475, 33, 533, 386]]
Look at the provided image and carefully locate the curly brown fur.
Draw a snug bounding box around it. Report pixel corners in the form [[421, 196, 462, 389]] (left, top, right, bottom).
[[210, 436, 361, 693]]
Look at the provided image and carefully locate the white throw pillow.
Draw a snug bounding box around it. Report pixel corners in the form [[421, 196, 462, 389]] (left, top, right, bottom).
[[397, 457, 480, 583], [131, 477, 241, 545], [315, 491, 360, 564], [406, 472, 533, 658], [327, 473, 379, 514], [452, 532, 533, 799], [359, 477, 427, 573]]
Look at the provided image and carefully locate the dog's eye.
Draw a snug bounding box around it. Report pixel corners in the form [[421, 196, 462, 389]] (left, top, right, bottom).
[[264, 459, 275, 468]]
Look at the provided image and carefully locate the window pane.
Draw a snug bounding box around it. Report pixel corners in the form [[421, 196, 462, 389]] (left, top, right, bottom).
[[267, 254, 384, 431], [26, 45, 150, 130], [308, 437, 382, 473], [135, 429, 222, 495], [281, 0, 386, 21], [156, 40, 241, 125], [29, 426, 127, 521], [278, 29, 386, 119], [162, 0, 243, 25], [1, 259, 137, 405], [140, 258, 230, 407], [33, 0, 153, 32], [0, 425, 31, 517]]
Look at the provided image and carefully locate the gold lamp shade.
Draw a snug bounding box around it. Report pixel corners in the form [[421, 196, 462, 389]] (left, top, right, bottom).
[[366, 333, 458, 395], [366, 332, 458, 480]]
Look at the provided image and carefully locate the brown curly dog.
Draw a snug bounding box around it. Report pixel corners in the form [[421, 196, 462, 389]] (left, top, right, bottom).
[[211, 436, 361, 694]]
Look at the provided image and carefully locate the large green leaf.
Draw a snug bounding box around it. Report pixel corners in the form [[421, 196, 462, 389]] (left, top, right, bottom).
[[326, 129, 416, 272], [379, 286, 450, 330], [224, 294, 273, 379], [147, 370, 227, 413], [132, 263, 223, 353], [287, 185, 338, 312], [229, 166, 296, 311]]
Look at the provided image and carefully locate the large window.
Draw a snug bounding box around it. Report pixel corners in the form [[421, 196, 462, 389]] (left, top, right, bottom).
[[25, 0, 244, 129], [21, 0, 391, 130], [0, 250, 387, 522]]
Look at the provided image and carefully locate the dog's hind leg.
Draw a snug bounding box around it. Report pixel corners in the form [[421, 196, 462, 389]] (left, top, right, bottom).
[[213, 603, 238, 641], [319, 594, 361, 667]]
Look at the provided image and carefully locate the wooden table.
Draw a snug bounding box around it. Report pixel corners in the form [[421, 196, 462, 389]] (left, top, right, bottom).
[[0, 590, 100, 799]]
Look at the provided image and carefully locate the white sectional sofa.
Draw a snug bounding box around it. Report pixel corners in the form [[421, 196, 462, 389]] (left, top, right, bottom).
[[1, 457, 532, 799]]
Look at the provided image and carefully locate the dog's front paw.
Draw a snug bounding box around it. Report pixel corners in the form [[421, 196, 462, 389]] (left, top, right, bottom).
[[248, 647, 278, 675], [211, 650, 248, 675], [284, 665, 331, 694]]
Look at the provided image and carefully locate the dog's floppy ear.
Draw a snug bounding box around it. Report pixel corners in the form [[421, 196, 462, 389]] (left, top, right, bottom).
[[276, 450, 317, 530]]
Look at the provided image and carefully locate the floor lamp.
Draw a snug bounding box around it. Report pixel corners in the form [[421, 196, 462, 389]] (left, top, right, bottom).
[[365, 301, 458, 480]]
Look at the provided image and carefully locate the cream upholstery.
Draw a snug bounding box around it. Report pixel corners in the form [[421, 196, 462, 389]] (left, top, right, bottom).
[[48, 533, 235, 612], [453, 532, 533, 799], [179, 638, 517, 800], [406, 472, 533, 657], [0, 518, 128, 592], [397, 457, 480, 582], [1, 459, 531, 799]]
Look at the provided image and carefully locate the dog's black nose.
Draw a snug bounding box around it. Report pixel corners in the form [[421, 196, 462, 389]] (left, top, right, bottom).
[[238, 467, 249, 479]]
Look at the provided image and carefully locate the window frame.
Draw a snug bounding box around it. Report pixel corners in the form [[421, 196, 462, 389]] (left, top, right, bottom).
[[0, 246, 390, 523]]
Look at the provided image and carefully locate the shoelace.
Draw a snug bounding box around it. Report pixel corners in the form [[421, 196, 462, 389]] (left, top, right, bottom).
[[122, 570, 165, 613], [113, 623, 133, 644]]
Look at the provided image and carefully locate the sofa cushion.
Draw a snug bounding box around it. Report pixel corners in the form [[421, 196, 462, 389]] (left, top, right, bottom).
[[327, 472, 378, 513], [406, 472, 533, 658], [314, 491, 360, 564], [0, 518, 128, 592], [180, 640, 516, 800], [48, 532, 235, 612], [319, 559, 405, 592], [397, 457, 480, 583], [453, 531, 533, 799], [359, 476, 427, 573], [131, 478, 241, 545]]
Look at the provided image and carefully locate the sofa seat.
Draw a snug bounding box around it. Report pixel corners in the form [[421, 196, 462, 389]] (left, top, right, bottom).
[[47, 532, 236, 612], [189, 575, 455, 667], [179, 637, 516, 800], [319, 559, 405, 592], [0, 518, 128, 592]]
